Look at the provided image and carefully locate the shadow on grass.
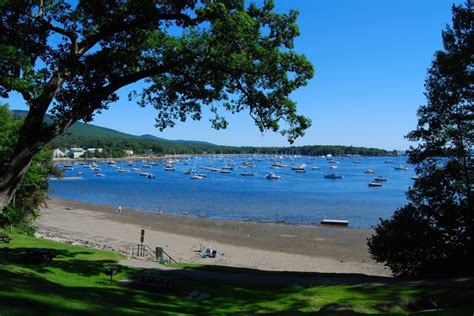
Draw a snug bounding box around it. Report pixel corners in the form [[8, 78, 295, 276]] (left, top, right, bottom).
[[1, 247, 473, 315]]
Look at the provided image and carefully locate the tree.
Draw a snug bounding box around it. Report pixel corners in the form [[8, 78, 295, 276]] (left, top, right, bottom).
[[368, 1, 473, 277], [0, 105, 60, 234], [0, 0, 314, 212]]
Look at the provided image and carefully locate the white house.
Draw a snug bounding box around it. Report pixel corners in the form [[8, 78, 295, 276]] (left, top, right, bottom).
[[123, 149, 134, 156], [52, 148, 65, 158], [87, 148, 103, 154], [67, 148, 85, 158]]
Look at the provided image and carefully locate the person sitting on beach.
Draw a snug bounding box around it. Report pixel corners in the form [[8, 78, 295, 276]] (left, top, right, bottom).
[[117, 205, 122, 214]]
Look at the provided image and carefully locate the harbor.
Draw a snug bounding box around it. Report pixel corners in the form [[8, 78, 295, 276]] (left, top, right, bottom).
[[50, 155, 415, 228]]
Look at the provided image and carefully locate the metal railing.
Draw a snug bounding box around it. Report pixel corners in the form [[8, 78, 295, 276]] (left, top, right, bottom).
[[131, 244, 177, 264]]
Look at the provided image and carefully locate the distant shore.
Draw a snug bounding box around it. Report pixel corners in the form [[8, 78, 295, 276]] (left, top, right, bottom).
[[37, 198, 390, 276]]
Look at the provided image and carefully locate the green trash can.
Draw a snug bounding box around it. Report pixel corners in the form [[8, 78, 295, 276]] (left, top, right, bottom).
[[155, 247, 164, 262]]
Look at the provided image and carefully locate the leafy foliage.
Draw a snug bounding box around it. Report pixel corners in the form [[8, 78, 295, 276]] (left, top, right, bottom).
[[0, 0, 313, 142], [368, 1, 473, 277], [0, 105, 60, 234], [0, 0, 314, 211]]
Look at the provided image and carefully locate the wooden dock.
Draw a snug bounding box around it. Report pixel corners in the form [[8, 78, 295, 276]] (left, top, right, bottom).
[[320, 219, 349, 226]]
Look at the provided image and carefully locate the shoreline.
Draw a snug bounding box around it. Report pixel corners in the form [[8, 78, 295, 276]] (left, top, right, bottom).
[[37, 198, 391, 276], [50, 195, 355, 228]]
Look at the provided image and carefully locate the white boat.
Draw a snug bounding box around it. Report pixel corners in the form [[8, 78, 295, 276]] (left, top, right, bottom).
[[411, 176, 419, 180], [190, 175, 204, 180], [394, 165, 408, 170], [353, 160, 363, 164], [220, 169, 231, 173], [147, 174, 155, 179], [196, 173, 208, 178], [184, 169, 195, 175], [272, 161, 287, 168], [164, 165, 176, 171], [324, 173, 344, 179], [95, 173, 105, 177], [330, 164, 337, 169], [241, 172, 255, 176], [49, 176, 83, 181], [139, 172, 151, 176], [368, 182, 383, 187], [291, 164, 306, 171], [131, 167, 140, 171], [374, 176, 387, 182], [266, 172, 281, 180], [364, 169, 376, 174], [296, 169, 306, 173], [312, 166, 321, 170], [142, 164, 152, 168], [107, 160, 116, 165], [118, 168, 128, 173]]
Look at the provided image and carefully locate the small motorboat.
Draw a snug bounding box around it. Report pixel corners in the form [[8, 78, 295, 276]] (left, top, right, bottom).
[[266, 172, 281, 180], [364, 169, 376, 174], [220, 169, 231, 173], [324, 173, 344, 179], [164, 165, 176, 171], [291, 164, 306, 171], [368, 182, 383, 187], [241, 172, 255, 176], [312, 166, 320, 170], [296, 169, 306, 173], [139, 172, 151, 176], [147, 174, 155, 179], [95, 173, 105, 177], [374, 176, 387, 182], [394, 165, 408, 170], [190, 175, 204, 180]]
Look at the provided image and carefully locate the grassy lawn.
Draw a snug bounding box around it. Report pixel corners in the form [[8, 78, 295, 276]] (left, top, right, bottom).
[[1, 231, 473, 315]]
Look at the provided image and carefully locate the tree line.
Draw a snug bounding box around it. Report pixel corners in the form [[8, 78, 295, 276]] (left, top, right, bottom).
[[48, 136, 391, 157]]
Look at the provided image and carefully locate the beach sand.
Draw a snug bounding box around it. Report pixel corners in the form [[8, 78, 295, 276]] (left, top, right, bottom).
[[37, 198, 391, 276]]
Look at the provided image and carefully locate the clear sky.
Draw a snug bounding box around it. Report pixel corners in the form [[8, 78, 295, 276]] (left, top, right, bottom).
[[4, 0, 462, 150]]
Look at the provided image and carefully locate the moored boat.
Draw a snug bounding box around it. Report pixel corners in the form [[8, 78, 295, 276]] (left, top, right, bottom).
[[266, 172, 281, 180], [374, 176, 387, 182], [241, 172, 255, 176], [324, 173, 344, 179], [394, 165, 408, 170], [368, 182, 382, 187]]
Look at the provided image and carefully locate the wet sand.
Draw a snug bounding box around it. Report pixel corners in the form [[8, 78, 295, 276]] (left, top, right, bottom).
[[37, 198, 391, 276]]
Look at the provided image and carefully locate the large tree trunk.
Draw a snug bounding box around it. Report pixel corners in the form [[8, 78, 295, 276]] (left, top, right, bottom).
[[0, 142, 41, 211]]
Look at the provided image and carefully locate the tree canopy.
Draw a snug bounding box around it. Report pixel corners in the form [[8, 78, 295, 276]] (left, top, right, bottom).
[[0, 0, 314, 211], [368, 1, 473, 277]]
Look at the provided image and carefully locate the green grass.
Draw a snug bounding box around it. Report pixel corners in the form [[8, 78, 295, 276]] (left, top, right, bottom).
[[1, 231, 473, 315]]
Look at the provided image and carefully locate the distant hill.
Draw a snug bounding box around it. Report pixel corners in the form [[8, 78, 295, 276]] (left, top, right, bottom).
[[12, 109, 391, 157], [12, 110, 215, 146]]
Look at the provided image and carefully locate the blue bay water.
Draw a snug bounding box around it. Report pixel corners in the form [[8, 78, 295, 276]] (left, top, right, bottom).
[[50, 156, 414, 228]]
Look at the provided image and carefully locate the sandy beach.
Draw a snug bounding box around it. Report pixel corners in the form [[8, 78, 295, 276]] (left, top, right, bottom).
[[37, 198, 391, 276]]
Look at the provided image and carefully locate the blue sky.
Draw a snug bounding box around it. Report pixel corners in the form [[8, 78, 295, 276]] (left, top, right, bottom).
[[5, 0, 461, 150]]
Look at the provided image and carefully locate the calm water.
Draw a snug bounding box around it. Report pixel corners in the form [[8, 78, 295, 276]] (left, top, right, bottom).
[[50, 156, 414, 228]]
